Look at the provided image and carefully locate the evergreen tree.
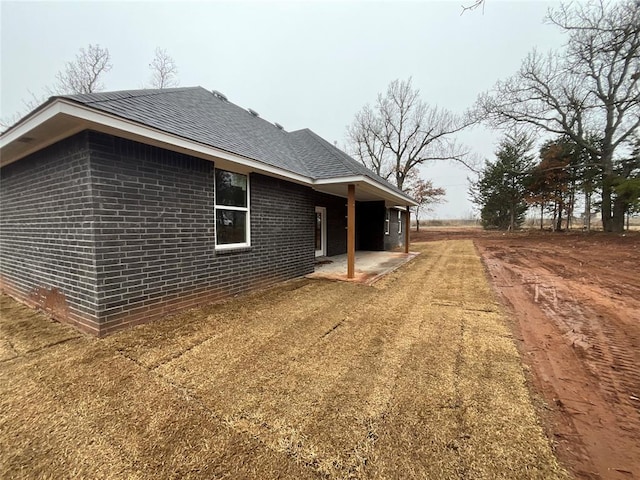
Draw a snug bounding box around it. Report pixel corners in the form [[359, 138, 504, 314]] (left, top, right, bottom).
[[470, 133, 535, 230], [613, 135, 640, 229], [477, 0, 640, 232]]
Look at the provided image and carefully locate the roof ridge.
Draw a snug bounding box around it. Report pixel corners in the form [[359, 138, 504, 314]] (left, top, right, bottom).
[[211, 95, 315, 177], [298, 128, 347, 162], [299, 129, 413, 200], [301, 129, 369, 174], [202, 88, 295, 137], [60, 86, 200, 104]]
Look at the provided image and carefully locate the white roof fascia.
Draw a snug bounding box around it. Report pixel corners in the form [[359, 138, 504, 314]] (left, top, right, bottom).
[[0, 102, 64, 147], [60, 101, 314, 185], [313, 175, 417, 206], [1, 99, 313, 186], [2, 99, 416, 206]]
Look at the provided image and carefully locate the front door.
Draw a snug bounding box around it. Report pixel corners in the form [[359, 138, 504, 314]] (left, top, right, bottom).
[[315, 206, 327, 257]]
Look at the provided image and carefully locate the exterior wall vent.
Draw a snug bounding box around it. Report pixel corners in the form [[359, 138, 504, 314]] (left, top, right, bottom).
[[247, 108, 259, 117], [212, 90, 228, 101]]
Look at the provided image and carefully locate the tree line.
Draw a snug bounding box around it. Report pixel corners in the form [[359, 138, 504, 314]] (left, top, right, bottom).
[[470, 131, 640, 231], [347, 0, 639, 233], [470, 0, 639, 232], [5, 1, 638, 233]]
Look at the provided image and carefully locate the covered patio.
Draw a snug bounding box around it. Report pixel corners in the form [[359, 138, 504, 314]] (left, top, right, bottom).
[[313, 182, 416, 279], [308, 250, 419, 285]]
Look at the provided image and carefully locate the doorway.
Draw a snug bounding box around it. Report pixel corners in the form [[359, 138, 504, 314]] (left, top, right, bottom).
[[315, 206, 327, 257]]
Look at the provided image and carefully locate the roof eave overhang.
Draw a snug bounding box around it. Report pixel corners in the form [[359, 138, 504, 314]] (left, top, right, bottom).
[[0, 99, 312, 186], [314, 176, 417, 206], [0, 99, 416, 206]]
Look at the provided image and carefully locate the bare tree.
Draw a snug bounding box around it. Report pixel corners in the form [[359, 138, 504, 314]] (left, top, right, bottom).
[[347, 78, 475, 190], [55, 44, 112, 94], [2, 45, 111, 128], [476, 0, 640, 232], [407, 176, 446, 231], [148, 47, 179, 89], [1, 89, 49, 129]]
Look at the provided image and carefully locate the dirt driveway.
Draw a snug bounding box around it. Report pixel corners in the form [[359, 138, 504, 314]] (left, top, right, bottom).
[[416, 228, 640, 480], [0, 240, 565, 479]]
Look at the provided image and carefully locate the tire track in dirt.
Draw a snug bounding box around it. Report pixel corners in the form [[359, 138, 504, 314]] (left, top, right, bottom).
[[476, 238, 640, 480], [513, 256, 640, 425]]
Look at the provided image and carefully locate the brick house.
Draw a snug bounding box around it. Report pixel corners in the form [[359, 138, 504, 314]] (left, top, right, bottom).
[[0, 87, 415, 336]]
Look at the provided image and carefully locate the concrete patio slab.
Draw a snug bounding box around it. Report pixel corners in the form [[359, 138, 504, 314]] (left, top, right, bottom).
[[307, 250, 420, 285]]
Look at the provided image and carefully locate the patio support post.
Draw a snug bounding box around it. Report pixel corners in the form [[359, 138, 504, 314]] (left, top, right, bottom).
[[404, 206, 410, 254], [347, 184, 356, 279]]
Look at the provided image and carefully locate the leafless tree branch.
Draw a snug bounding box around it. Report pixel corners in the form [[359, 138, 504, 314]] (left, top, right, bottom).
[[149, 47, 179, 89], [55, 44, 112, 94], [461, 0, 485, 15], [475, 0, 640, 231], [347, 78, 477, 190]]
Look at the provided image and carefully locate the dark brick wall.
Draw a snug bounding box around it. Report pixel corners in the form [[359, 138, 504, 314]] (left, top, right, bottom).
[[1, 131, 317, 336], [87, 132, 215, 333], [249, 173, 315, 284], [384, 208, 406, 250], [0, 132, 101, 334], [88, 132, 316, 334], [1, 129, 404, 335], [313, 192, 347, 256]]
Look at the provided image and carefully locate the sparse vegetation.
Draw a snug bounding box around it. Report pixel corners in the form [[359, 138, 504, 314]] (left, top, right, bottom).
[[0, 241, 566, 479]]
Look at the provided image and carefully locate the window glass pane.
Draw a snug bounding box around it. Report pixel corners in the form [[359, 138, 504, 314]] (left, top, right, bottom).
[[315, 212, 322, 250], [385, 209, 390, 234], [216, 170, 247, 207], [216, 210, 247, 244]]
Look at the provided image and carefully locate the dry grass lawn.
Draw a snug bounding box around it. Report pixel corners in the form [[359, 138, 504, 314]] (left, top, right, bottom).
[[0, 240, 568, 479]]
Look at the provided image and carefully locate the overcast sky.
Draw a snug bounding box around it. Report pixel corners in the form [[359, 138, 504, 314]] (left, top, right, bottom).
[[1, 0, 567, 218]]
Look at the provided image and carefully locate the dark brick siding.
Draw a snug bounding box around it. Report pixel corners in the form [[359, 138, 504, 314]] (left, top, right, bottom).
[[249, 174, 315, 283], [313, 191, 347, 256], [1, 131, 316, 335], [89, 132, 316, 334], [1, 129, 401, 335], [0, 132, 100, 333], [384, 208, 406, 250]]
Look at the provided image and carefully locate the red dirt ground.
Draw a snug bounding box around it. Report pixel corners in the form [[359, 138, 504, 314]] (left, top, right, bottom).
[[413, 228, 640, 480]]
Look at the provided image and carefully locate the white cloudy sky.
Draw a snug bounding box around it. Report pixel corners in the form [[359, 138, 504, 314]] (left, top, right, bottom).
[[1, 0, 567, 218]]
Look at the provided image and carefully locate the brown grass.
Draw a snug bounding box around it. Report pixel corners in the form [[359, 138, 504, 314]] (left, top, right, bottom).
[[0, 240, 568, 479]]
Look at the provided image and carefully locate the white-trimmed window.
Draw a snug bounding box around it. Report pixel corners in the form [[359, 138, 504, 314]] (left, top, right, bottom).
[[398, 210, 402, 234], [215, 169, 250, 249], [384, 209, 390, 235]]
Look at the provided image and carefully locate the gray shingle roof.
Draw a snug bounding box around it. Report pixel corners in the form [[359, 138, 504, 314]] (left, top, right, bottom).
[[60, 86, 410, 200]]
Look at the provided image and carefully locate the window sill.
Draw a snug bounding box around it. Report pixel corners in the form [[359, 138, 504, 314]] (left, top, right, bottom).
[[215, 246, 253, 255]]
